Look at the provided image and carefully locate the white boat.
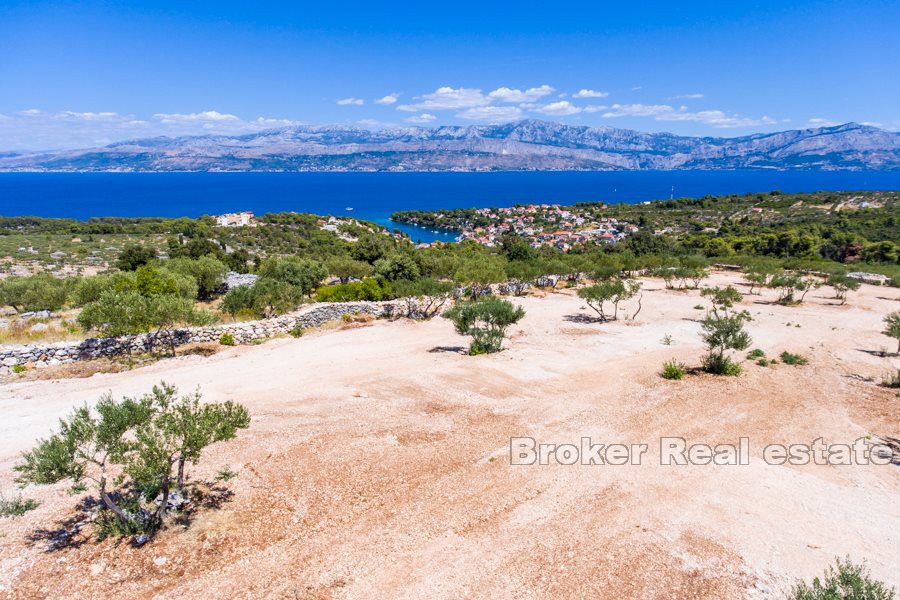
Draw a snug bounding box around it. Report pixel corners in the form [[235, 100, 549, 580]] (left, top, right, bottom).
[[345, 207, 354, 211]]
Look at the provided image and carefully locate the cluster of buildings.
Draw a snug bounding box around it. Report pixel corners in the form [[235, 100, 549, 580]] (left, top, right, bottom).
[[453, 204, 638, 251], [213, 211, 255, 227]]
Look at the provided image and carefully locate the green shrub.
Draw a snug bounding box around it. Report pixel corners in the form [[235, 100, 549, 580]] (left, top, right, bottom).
[[780, 351, 809, 366], [661, 359, 686, 380], [12, 364, 26, 374], [703, 353, 742, 376], [757, 358, 770, 367], [215, 466, 237, 482], [746, 348, 766, 360], [316, 277, 386, 302], [0, 492, 39, 517], [219, 332, 235, 346], [289, 324, 305, 338], [789, 557, 895, 600], [661, 334, 674, 346]]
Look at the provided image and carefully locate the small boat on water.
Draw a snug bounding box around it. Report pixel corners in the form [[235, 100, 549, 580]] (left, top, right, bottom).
[[345, 207, 353, 211]]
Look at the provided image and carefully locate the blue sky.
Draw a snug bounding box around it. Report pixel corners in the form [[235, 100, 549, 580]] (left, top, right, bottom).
[[1, 0, 898, 150]]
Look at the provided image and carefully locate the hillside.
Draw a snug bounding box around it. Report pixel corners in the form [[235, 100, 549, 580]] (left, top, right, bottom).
[[2, 120, 899, 172]]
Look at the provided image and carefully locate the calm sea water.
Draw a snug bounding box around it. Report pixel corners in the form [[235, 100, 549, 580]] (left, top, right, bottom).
[[1, 171, 899, 243]]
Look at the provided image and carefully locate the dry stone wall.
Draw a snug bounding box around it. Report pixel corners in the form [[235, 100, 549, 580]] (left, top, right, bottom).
[[0, 300, 413, 375]]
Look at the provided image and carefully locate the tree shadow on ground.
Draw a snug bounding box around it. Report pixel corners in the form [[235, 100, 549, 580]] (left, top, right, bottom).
[[27, 482, 235, 552], [874, 436, 900, 466], [563, 314, 605, 324], [26, 496, 101, 552], [428, 345, 467, 354]]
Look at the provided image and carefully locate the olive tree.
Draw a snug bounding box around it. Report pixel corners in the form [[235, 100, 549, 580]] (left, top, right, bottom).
[[390, 278, 454, 319], [15, 383, 249, 535], [0, 274, 70, 312], [444, 297, 525, 354], [701, 309, 752, 375], [827, 273, 860, 305], [884, 312, 900, 354], [577, 279, 641, 321]]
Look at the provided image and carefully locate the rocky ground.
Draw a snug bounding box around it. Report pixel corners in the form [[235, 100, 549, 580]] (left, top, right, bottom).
[[0, 272, 897, 599]]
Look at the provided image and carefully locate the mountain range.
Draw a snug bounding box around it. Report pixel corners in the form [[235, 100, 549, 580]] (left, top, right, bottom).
[[2, 120, 899, 172]]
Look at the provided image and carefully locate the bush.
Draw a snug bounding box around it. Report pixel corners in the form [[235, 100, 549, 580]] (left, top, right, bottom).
[[289, 324, 305, 338], [316, 278, 386, 302], [703, 353, 743, 376], [780, 351, 809, 366], [12, 364, 26, 374], [789, 557, 895, 600], [661, 359, 686, 380], [444, 297, 525, 354], [0, 492, 39, 517], [746, 349, 766, 360], [219, 332, 235, 346]]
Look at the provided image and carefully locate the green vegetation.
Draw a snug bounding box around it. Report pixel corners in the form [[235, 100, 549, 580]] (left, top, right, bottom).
[[746, 348, 766, 360], [0, 492, 39, 517], [884, 312, 900, 354], [789, 557, 895, 600], [661, 359, 687, 380], [1, 191, 898, 349], [14, 383, 249, 538], [577, 279, 641, 321], [219, 332, 235, 346], [780, 351, 809, 366], [444, 297, 525, 354]]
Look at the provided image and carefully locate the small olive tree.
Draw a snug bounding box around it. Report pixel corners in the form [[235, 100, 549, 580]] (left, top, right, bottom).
[[390, 278, 454, 319], [444, 297, 525, 354], [577, 279, 641, 321], [827, 273, 861, 305], [884, 312, 900, 354], [15, 383, 249, 535]]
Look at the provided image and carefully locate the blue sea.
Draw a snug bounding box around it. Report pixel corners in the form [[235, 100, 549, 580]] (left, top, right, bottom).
[[1, 171, 899, 243]]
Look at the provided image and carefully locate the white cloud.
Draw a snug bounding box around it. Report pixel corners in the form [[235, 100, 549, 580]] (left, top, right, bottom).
[[374, 93, 399, 105], [405, 113, 437, 124], [20, 109, 42, 116], [535, 100, 582, 116], [154, 110, 241, 123], [807, 118, 840, 127], [397, 86, 490, 112], [573, 89, 608, 99], [631, 86, 642, 91], [582, 105, 610, 113], [336, 98, 364, 106], [456, 106, 522, 122], [860, 121, 883, 128], [670, 93, 704, 99], [487, 85, 555, 103], [602, 103, 776, 128]]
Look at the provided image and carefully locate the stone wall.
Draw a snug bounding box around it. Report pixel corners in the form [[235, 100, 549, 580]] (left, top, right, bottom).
[[0, 299, 414, 374]]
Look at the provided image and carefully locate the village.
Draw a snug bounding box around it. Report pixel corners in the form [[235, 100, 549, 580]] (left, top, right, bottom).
[[409, 204, 640, 250]]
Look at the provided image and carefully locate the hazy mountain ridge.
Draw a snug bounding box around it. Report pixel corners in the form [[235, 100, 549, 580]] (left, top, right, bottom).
[[2, 120, 898, 171]]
